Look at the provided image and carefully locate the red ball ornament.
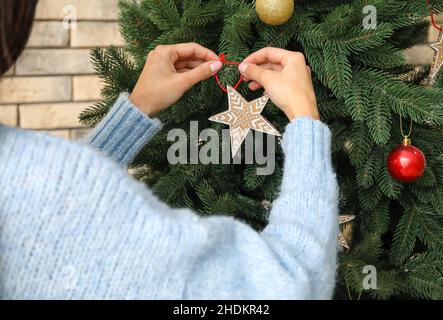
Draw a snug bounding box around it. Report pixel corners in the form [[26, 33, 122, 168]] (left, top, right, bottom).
[[387, 138, 426, 183]]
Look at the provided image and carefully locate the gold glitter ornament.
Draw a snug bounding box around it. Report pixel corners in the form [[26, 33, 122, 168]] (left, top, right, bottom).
[[256, 0, 295, 26]]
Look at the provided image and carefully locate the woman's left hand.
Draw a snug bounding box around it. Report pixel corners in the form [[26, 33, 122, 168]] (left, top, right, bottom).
[[130, 43, 222, 116]]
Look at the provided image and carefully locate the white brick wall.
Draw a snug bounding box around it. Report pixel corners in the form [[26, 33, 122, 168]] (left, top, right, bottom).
[[73, 75, 103, 101], [16, 49, 94, 75], [20, 102, 87, 129], [0, 0, 122, 139], [0, 77, 72, 104], [71, 22, 123, 47], [35, 0, 119, 20], [27, 22, 69, 47], [0, 105, 18, 127]]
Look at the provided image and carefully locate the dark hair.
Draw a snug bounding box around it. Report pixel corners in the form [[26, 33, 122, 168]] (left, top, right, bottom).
[[0, 0, 38, 75]]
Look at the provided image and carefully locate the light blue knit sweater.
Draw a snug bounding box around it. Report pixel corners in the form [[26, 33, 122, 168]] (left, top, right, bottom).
[[0, 93, 339, 299]]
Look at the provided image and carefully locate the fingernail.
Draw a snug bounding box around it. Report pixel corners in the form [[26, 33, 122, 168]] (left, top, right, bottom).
[[238, 62, 248, 74], [210, 61, 222, 72]]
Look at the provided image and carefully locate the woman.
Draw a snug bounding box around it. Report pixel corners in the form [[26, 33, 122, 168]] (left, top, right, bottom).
[[0, 0, 338, 299]]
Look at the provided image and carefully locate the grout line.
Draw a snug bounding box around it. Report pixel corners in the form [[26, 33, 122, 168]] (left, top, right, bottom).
[[68, 19, 72, 48], [1, 100, 98, 107], [1, 74, 98, 78], [38, 127, 92, 131], [24, 46, 124, 50], [16, 104, 20, 127], [35, 19, 119, 23], [70, 75, 74, 101]]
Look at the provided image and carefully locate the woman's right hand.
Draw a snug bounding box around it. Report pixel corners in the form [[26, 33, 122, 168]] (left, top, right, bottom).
[[130, 43, 222, 116], [238, 48, 320, 121]]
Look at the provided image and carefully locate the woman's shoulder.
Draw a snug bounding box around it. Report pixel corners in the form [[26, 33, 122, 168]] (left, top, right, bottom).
[[0, 124, 145, 213], [0, 124, 123, 176], [1, 124, 85, 156], [1, 123, 63, 142]]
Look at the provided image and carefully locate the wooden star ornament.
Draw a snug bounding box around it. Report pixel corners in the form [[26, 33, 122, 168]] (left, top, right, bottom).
[[338, 215, 356, 249], [430, 30, 443, 81], [209, 85, 281, 156]]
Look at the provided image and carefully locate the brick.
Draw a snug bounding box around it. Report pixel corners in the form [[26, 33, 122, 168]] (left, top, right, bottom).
[[0, 105, 18, 127], [46, 130, 71, 139], [19, 102, 91, 130], [16, 49, 94, 75], [70, 128, 92, 140], [404, 45, 434, 65], [35, 0, 119, 20], [4, 65, 15, 76], [71, 22, 123, 47], [73, 75, 103, 101], [0, 77, 71, 104], [27, 21, 69, 47]]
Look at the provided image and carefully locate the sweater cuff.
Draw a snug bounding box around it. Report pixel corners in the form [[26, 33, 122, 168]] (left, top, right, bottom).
[[87, 93, 163, 166], [281, 117, 334, 184]]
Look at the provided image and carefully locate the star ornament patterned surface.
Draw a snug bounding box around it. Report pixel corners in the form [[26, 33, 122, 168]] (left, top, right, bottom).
[[430, 30, 443, 80], [338, 215, 356, 249], [209, 85, 281, 156]]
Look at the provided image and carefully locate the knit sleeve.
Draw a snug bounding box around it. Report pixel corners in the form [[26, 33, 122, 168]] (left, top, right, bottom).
[[85, 93, 163, 167], [260, 117, 339, 298], [183, 117, 339, 299]]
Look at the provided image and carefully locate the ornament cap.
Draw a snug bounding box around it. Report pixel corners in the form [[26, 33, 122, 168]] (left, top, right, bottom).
[[402, 137, 412, 146]]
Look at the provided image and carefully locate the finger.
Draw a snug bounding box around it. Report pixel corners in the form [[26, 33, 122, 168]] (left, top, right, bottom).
[[177, 68, 192, 73], [238, 63, 271, 86], [248, 81, 262, 91], [258, 62, 283, 71], [242, 62, 282, 82], [284, 52, 308, 73], [243, 47, 292, 66], [306, 66, 312, 80], [179, 60, 222, 87], [244, 63, 283, 74], [165, 43, 218, 63], [175, 59, 205, 70]]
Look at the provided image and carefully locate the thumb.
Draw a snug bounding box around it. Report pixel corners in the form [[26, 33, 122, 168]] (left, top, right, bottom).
[[181, 60, 222, 87], [238, 62, 268, 85]]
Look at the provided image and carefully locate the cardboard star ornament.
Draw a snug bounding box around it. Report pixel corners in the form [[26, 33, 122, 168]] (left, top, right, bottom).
[[429, 30, 443, 81], [338, 215, 356, 249], [209, 85, 281, 156]]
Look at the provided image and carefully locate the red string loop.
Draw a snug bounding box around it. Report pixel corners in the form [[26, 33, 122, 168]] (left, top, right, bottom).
[[427, 0, 442, 31], [213, 53, 244, 93]]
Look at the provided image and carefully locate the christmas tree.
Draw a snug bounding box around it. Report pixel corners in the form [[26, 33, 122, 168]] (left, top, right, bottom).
[[80, 0, 443, 299]]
